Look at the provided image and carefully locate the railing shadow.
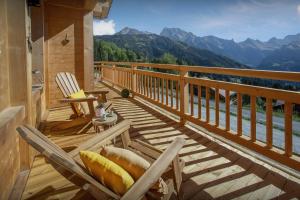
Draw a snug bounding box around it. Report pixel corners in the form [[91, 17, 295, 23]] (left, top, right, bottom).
[[110, 87, 300, 200]]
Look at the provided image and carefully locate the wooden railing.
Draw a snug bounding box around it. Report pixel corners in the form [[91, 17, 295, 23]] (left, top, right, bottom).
[[94, 61, 300, 171]]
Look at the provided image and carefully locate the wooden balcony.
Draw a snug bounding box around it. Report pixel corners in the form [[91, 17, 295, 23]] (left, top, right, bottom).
[[21, 77, 300, 199]]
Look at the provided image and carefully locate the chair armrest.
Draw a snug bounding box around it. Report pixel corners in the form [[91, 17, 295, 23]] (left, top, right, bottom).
[[121, 137, 185, 200], [84, 90, 109, 95], [59, 96, 97, 103], [69, 120, 131, 158]]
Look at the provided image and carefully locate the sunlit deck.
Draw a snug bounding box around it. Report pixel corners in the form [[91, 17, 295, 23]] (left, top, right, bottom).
[[21, 83, 300, 199]]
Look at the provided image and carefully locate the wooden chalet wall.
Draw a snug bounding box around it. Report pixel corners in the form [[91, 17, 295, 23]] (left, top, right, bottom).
[[44, 0, 94, 108]]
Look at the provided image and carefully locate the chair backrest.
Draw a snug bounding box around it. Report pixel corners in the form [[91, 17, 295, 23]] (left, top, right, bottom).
[[16, 125, 119, 199], [56, 72, 81, 97]]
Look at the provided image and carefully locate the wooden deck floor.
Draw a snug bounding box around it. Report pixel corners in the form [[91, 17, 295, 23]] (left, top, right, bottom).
[[22, 83, 300, 200]]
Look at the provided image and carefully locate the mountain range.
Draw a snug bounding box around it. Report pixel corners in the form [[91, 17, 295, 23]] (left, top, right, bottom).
[[95, 27, 300, 71], [95, 31, 248, 69], [160, 28, 300, 70]]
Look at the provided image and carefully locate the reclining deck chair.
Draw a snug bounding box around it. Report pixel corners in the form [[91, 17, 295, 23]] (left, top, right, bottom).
[[17, 120, 185, 200], [56, 72, 111, 118]]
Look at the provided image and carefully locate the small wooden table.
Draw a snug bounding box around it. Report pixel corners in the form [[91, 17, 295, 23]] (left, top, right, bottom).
[[92, 113, 118, 133]]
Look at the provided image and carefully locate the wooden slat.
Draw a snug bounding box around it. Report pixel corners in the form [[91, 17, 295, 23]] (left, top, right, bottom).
[[157, 78, 160, 102], [225, 90, 230, 131], [161, 79, 164, 104], [176, 81, 179, 110], [135, 69, 180, 81], [215, 88, 219, 127], [251, 96, 256, 142], [146, 75, 149, 97], [206, 87, 210, 123], [150, 76, 152, 99], [266, 98, 273, 148], [284, 102, 293, 157], [237, 93, 242, 136], [154, 77, 156, 100], [166, 79, 169, 106], [198, 85, 201, 119], [190, 84, 194, 116], [122, 138, 185, 200], [171, 80, 174, 108]]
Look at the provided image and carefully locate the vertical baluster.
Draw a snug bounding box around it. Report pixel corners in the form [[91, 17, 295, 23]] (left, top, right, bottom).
[[285, 102, 293, 157], [166, 80, 169, 105], [150, 76, 152, 99], [198, 85, 202, 119], [190, 84, 194, 116], [144, 75, 146, 96], [206, 87, 210, 123], [215, 88, 219, 127], [127, 72, 129, 88], [176, 81, 179, 110], [141, 75, 145, 95], [161, 79, 164, 104], [237, 93, 242, 136], [157, 78, 160, 102], [266, 98, 273, 148], [171, 80, 174, 108], [154, 77, 156, 100], [146, 76, 149, 97], [250, 96, 256, 141], [225, 90, 230, 131], [137, 74, 140, 93]]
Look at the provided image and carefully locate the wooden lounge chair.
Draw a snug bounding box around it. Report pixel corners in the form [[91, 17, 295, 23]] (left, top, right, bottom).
[[55, 72, 111, 118], [17, 120, 185, 200]]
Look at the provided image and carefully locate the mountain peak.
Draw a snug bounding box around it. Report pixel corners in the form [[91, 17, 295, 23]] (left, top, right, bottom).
[[116, 27, 152, 35], [160, 27, 196, 41]]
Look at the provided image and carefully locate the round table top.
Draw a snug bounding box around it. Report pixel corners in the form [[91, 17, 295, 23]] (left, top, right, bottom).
[[92, 113, 118, 126]]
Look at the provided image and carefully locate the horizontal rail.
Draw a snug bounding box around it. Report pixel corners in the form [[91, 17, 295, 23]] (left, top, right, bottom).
[[95, 61, 300, 82], [95, 61, 300, 172]]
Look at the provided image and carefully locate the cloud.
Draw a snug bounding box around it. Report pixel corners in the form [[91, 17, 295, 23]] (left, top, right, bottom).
[[297, 5, 300, 15], [93, 20, 116, 35]]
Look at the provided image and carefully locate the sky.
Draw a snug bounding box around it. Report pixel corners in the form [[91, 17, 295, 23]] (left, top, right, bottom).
[[93, 0, 300, 42]]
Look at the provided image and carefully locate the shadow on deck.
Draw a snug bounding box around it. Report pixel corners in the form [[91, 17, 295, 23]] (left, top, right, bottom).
[[22, 83, 300, 200]]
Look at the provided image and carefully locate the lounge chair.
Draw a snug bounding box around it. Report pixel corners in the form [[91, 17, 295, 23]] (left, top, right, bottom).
[[17, 120, 185, 200], [55, 72, 111, 118]]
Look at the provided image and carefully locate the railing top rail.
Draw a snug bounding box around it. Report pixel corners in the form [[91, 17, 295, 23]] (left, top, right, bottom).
[[95, 61, 300, 83]]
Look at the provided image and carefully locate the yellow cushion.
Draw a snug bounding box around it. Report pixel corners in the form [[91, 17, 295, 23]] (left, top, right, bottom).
[[70, 89, 86, 99], [100, 147, 168, 194], [80, 150, 134, 195], [69, 90, 90, 115]]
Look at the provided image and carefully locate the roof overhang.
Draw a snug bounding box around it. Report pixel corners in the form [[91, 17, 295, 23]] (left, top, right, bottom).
[[93, 0, 112, 19], [43, 0, 112, 19]]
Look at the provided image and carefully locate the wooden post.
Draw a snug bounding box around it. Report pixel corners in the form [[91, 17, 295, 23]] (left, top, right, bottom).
[[180, 70, 189, 125]]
